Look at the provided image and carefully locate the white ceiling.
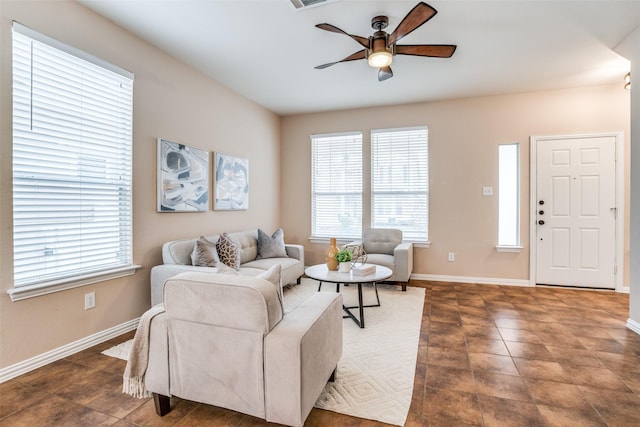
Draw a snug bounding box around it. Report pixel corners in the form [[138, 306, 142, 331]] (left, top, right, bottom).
[[78, 0, 638, 116]]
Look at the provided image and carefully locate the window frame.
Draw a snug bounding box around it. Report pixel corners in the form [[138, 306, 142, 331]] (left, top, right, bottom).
[[497, 142, 522, 251], [8, 22, 139, 301], [370, 126, 429, 243], [310, 131, 363, 241]]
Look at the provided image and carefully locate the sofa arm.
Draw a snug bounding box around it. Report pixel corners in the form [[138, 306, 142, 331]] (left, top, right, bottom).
[[145, 312, 170, 397], [285, 244, 304, 265], [344, 240, 362, 249], [393, 242, 414, 282], [264, 292, 343, 427]]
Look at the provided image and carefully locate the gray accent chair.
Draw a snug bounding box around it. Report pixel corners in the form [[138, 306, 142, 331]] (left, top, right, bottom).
[[350, 228, 413, 291], [145, 271, 343, 427]]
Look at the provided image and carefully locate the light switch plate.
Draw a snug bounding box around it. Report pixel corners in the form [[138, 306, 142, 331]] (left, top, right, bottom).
[[482, 186, 493, 196]]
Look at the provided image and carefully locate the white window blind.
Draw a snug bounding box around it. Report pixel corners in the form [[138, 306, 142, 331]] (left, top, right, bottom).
[[498, 143, 520, 247], [311, 132, 362, 239], [371, 127, 429, 242], [11, 23, 135, 290]]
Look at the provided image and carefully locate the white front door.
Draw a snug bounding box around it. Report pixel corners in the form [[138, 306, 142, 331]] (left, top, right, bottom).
[[535, 135, 617, 289]]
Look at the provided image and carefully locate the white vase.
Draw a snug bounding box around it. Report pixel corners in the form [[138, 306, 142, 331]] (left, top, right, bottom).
[[338, 262, 351, 273]]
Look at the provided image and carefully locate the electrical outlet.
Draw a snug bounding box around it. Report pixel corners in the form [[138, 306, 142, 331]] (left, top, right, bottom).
[[482, 186, 493, 196], [448, 252, 455, 262], [84, 292, 96, 310]]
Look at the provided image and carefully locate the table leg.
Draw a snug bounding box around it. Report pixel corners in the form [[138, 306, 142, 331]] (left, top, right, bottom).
[[357, 282, 364, 328]]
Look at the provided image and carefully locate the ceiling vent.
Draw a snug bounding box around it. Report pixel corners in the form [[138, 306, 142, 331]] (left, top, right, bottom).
[[290, 0, 335, 10]]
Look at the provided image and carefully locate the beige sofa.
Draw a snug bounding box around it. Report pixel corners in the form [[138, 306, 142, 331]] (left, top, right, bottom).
[[145, 271, 343, 426], [150, 229, 304, 306]]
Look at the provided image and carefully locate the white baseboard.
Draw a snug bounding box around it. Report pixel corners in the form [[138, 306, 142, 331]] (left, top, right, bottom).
[[0, 317, 139, 383], [411, 273, 531, 287], [627, 318, 640, 336]]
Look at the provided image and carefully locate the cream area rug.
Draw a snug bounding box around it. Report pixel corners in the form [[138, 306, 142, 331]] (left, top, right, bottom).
[[103, 278, 425, 426]]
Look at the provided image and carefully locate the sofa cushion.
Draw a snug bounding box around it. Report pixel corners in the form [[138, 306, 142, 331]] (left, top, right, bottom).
[[230, 231, 259, 264], [217, 263, 240, 275], [191, 236, 219, 267], [216, 232, 241, 269], [256, 228, 287, 259]]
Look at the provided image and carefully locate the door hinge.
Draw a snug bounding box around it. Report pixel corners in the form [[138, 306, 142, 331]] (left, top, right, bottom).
[[614, 265, 618, 275]]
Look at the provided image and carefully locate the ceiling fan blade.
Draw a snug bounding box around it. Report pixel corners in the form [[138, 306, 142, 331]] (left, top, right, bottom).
[[316, 23, 369, 49], [395, 44, 457, 58], [314, 50, 366, 69], [388, 2, 437, 46], [378, 66, 393, 81]]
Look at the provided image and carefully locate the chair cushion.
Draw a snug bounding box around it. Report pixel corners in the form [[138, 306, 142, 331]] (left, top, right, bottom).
[[364, 253, 395, 271], [363, 228, 402, 255]]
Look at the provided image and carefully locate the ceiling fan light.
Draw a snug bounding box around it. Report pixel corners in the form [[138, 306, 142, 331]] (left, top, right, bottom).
[[368, 50, 392, 68]]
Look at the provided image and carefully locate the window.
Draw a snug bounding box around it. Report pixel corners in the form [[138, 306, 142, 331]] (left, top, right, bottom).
[[10, 23, 135, 299], [311, 132, 362, 239], [498, 143, 520, 248], [371, 127, 429, 242]]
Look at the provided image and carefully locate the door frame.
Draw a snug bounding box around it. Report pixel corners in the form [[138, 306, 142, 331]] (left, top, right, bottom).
[[529, 131, 626, 292]]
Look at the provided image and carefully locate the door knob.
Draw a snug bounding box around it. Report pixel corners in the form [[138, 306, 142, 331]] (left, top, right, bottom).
[[538, 220, 545, 225]]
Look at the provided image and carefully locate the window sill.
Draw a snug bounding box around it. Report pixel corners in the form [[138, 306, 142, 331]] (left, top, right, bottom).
[[309, 237, 359, 245], [410, 241, 431, 248], [496, 245, 523, 253], [309, 237, 431, 248], [7, 265, 141, 302]]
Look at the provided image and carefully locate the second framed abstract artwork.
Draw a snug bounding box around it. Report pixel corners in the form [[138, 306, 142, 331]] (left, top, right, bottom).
[[214, 152, 249, 210], [157, 138, 209, 212]]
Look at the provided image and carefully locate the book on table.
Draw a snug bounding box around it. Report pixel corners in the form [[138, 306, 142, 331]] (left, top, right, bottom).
[[351, 264, 376, 276]]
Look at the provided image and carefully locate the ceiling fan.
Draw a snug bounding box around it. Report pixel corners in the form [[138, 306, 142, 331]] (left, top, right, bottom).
[[314, 2, 456, 81]]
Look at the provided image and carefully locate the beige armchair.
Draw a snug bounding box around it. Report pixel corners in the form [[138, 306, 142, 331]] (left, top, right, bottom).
[[144, 272, 343, 427], [350, 228, 413, 291]]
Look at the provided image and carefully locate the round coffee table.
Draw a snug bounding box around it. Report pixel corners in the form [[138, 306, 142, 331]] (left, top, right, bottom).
[[304, 264, 392, 328]]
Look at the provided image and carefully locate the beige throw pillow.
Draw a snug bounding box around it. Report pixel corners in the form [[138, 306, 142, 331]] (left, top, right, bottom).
[[258, 264, 283, 312], [191, 236, 219, 267]]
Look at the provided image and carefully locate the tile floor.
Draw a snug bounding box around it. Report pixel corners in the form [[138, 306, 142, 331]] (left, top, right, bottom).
[[2, 281, 640, 426]]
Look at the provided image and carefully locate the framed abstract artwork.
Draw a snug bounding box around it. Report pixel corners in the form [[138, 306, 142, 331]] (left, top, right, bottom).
[[157, 138, 209, 212], [214, 152, 249, 210]]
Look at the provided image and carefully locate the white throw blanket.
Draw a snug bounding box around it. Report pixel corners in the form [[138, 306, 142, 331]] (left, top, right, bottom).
[[122, 303, 165, 398]]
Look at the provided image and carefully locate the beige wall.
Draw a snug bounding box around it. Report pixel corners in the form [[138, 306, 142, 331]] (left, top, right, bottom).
[[616, 27, 640, 325], [0, 1, 280, 368], [281, 85, 631, 283]]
